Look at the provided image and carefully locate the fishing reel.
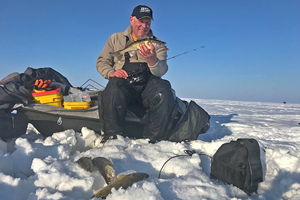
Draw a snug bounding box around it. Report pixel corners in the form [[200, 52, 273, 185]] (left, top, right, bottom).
[[127, 70, 143, 84]]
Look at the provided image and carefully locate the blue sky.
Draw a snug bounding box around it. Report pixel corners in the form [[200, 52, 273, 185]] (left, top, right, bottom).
[[1, 0, 299, 103]]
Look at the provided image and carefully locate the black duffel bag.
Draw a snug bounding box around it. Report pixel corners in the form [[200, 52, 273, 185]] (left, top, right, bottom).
[[210, 138, 263, 195], [0, 110, 29, 140]]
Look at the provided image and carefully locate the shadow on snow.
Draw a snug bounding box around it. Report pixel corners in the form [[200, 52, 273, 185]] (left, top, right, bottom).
[[198, 114, 238, 142]]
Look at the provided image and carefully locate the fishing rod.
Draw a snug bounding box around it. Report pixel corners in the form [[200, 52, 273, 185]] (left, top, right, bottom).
[[167, 46, 205, 60], [78, 47, 205, 89]]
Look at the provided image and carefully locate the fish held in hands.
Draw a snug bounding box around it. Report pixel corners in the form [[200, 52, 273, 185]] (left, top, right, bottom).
[[110, 36, 167, 61]]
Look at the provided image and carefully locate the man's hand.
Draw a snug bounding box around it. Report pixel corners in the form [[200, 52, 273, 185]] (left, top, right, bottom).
[[109, 69, 128, 79], [139, 42, 158, 66]]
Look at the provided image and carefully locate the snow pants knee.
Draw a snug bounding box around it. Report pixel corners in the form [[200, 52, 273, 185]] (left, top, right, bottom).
[[100, 76, 178, 142]]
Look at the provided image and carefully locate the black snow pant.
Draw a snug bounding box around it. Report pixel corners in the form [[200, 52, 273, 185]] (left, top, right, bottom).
[[101, 75, 178, 142]]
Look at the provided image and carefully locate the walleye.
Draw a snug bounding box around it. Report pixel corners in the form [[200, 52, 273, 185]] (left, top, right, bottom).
[[110, 36, 167, 61], [76, 157, 149, 199], [76, 156, 117, 185], [91, 172, 149, 199], [76, 157, 94, 173], [93, 157, 117, 185]]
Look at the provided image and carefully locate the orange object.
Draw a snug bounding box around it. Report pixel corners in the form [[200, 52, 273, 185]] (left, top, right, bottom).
[[32, 86, 63, 107], [34, 79, 52, 90]]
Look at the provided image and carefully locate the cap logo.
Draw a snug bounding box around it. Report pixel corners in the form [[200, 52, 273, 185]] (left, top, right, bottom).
[[140, 7, 151, 13]]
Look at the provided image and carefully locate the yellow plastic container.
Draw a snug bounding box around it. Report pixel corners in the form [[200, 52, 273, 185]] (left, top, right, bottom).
[[63, 101, 90, 109], [32, 86, 63, 108]]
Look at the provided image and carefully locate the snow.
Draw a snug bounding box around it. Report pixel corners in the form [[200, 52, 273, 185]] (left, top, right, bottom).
[[1, 99, 300, 200]]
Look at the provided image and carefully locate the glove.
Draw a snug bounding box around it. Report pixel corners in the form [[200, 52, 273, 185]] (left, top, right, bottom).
[[34, 79, 53, 90], [24, 74, 53, 90]]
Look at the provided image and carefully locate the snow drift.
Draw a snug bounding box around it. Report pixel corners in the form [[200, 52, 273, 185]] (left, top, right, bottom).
[[0, 99, 300, 200]]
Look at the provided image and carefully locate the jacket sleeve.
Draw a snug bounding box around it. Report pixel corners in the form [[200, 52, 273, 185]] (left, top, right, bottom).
[[96, 35, 116, 80], [148, 45, 168, 77]]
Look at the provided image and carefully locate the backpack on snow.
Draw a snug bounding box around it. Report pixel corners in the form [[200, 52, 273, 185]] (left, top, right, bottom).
[[210, 138, 263, 195]]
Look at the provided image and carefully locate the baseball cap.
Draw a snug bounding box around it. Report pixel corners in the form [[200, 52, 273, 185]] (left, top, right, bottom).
[[131, 5, 153, 20]]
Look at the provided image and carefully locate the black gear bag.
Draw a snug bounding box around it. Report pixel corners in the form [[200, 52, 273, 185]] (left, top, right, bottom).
[[210, 138, 263, 195], [0, 110, 29, 140]]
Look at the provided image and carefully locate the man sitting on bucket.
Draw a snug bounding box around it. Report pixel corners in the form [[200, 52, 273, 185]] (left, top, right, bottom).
[[96, 5, 178, 143]]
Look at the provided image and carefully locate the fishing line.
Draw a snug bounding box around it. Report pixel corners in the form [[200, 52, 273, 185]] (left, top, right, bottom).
[[167, 46, 205, 60], [79, 79, 105, 89], [158, 149, 211, 179]]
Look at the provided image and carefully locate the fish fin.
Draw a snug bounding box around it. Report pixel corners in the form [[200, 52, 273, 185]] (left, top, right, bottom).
[[110, 52, 123, 61], [128, 50, 136, 57], [117, 174, 126, 179], [137, 35, 150, 40]]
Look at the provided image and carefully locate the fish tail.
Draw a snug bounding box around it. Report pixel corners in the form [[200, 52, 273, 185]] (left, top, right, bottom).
[[110, 51, 123, 61]]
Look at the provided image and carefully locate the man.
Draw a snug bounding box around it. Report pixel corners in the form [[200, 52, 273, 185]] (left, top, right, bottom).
[[96, 5, 178, 143]]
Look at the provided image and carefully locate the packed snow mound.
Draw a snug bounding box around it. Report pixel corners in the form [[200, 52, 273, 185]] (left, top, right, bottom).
[[0, 99, 300, 200]]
